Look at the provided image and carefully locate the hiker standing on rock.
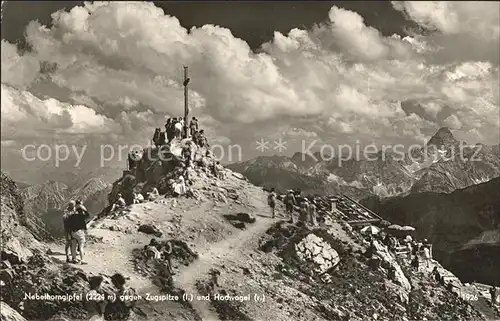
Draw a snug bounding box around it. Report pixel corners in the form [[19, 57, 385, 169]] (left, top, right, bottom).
[[298, 198, 309, 223], [165, 118, 173, 142], [179, 117, 185, 131], [152, 128, 161, 147], [284, 190, 297, 223], [189, 117, 199, 137], [174, 118, 183, 138], [308, 197, 318, 227], [490, 286, 497, 307], [267, 188, 277, 218], [63, 200, 76, 263], [198, 130, 209, 148], [423, 244, 431, 268]]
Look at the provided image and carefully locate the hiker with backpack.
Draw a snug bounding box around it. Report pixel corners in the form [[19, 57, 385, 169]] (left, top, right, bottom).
[[298, 198, 309, 223], [308, 197, 318, 227], [267, 188, 277, 218], [284, 190, 297, 223]]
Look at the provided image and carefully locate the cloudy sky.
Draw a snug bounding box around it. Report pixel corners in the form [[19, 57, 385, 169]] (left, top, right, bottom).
[[1, 1, 499, 170]]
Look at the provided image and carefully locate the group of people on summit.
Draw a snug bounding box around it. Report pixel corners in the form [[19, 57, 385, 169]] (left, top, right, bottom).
[[152, 116, 208, 148]]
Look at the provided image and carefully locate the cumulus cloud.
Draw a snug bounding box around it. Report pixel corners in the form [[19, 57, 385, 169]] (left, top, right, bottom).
[[0, 83, 119, 140], [1, 1, 499, 162], [1, 40, 40, 88], [392, 1, 499, 39], [392, 1, 500, 64]]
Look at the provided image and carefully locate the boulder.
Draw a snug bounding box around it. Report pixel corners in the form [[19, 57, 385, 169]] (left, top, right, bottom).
[[223, 213, 256, 227], [138, 224, 163, 237], [0, 268, 15, 283], [295, 234, 340, 274], [373, 240, 411, 293], [234, 213, 256, 223], [1, 250, 22, 265], [232, 172, 245, 180]]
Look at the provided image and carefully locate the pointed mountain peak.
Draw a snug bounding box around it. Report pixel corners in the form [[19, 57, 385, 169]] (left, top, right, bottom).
[[427, 127, 458, 147]]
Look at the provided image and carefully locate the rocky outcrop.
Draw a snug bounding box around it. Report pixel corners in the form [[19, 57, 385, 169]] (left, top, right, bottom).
[[1, 172, 44, 240], [1, 172, 44, 260], [252, 221, 484, 320], [295, 234, 340, 274], [0, 301, 27, 321], [108, 138, 215, 206], [362, 177, 500, 285], [372, 240, 411, 303]]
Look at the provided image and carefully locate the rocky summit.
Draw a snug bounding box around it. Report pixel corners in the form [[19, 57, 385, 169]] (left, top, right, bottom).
[[1, 136, 498, 321]]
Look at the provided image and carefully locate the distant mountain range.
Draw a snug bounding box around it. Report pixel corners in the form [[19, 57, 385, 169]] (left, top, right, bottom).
[[361, 177, 500, 285], [3, 163, 122, 191], [228, 127, 500, 199], [227, 127, 500, 284], [20, 177, 112, 237]]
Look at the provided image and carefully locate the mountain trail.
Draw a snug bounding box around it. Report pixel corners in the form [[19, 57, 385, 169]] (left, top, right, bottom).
[[174, 213, 280, 321], [46, 175, 280, 321]]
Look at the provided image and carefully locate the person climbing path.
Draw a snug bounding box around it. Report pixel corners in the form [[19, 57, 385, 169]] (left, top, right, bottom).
[[267, 188, 277, 218]]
